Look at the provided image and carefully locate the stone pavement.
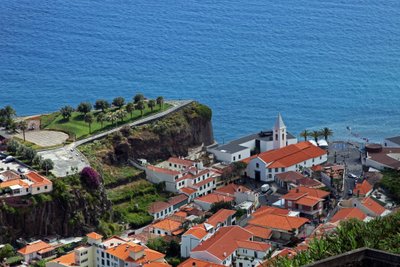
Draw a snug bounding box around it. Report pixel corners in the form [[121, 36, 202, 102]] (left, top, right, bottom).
[[16, 130, 68, 147]]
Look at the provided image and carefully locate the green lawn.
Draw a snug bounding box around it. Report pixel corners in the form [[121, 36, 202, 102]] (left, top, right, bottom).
[[41, 103, 171, 140]]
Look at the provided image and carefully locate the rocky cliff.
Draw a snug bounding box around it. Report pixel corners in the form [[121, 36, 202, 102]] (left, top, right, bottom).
[[0, 178, 111, 244], [110, 102, 214, 162]]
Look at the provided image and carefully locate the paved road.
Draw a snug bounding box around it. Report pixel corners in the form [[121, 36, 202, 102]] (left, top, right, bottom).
[[38, 100, 193, 177]]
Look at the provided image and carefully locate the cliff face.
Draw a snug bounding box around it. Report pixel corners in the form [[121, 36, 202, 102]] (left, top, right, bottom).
[[0, 182, 111, 244], [111, 102, 214, 162]]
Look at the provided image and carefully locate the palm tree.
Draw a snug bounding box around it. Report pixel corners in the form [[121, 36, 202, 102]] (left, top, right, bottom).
[[18, 120, 28, 141], [156, 96, 164, 109], [310, 130, 321, 143], [321, 127, 333, 141], [107, 112, 118, 126], [97, 112, 106, 128], [116, 109, 127, 124], [148, 99, 156, 112], [136, 100, 145, 116], [125, 102, 134, 118], [300, 129, 310, 141], [84, 113, 94, 133]]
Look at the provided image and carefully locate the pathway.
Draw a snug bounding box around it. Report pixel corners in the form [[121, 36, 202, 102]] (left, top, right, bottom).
[[38, 100, 193, 177]]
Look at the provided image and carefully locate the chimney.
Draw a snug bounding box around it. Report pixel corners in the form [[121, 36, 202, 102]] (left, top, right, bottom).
[[296, 188, 299, 193]]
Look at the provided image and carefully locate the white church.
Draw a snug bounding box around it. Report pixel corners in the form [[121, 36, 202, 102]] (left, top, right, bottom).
[[208, 114, 298, 163]]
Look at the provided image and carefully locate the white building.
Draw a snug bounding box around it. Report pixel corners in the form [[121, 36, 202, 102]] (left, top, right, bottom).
[[47, 232, 169, 267], [208, 114, 297, 163], [244, 141, 327, 182], [384, 136, 400, 148]]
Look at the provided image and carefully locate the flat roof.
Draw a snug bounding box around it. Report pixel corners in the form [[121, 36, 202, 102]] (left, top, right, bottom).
[[385, 136, 400, 145], [212, 131, 296, 154]]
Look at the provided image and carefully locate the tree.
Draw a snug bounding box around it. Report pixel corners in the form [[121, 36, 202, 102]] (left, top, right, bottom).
[[24, 147, 37, 164], [0, 243, 15, 260], [17, 120, 28, 141], [0, 105, 16, 128], [232, 161, 247, 177], [94, 99, 110, 112], [115, 109, 127, 124], [125, 102, 135, 118], [112, 97, 125, 109], [80, 167, 102, 189], [147, 237, 168, 254], [136, 100, 145, 116], [77, 102, 92, 116], [210, 201, 233, 213], [133, 93, 144, 104], [107, 112, 118, 126], [156, 96, 164, 109], [97, 112, 107, 128], [310, 130, 321, 143], [321, 127, 333, 141], [84, 113, 94, 133], [148, 99, 156, 112], [6, 139, 20, 154], [32, 155, 43, 167], [300, 129, 310, 141], [60, 105, 74, 120], [40, 159, 54, 175]]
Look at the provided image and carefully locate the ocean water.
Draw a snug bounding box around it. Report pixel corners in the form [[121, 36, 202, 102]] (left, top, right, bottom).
[[1, 0, 400, 143]]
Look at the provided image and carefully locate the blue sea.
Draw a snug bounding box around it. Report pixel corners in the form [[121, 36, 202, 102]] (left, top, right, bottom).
[[1, 0, 400, 143]]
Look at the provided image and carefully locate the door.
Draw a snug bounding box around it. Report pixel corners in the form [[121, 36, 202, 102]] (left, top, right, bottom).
[[254, 170, 261, 181]]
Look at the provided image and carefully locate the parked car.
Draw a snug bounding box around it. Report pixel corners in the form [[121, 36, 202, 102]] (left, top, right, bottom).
[[3, 156, 14, 163], [261, 184, 270, 193], [348, 173, 357, 179]]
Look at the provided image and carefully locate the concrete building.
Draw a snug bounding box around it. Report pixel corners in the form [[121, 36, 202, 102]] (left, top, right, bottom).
[[0, 170, 52, 198], [384, 136, 400, 148], [244, 141, 327, 182], [18, 240, 55, 263], [208, 114, 297, 163]]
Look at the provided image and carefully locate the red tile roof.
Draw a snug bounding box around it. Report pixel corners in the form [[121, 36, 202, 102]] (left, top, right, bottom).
[[152, 219, 182, 232], [206, 209, 236, 227], [243, 141, 326, 168], [168, 194, 188, 206], [195, 193, 234, 204], [361, 197, 386, 215], [295, 196, 323, 207], [330, 208, 367, 223], [25, 171, 52, 186], [244, 225, 273, 239], [180, 187, 197, 195], [353, 180, 373, 196], [236, 240, 271, 251], [167, 157, 194, 167], [106, 242, 164, 263], [51, 252, 76, 266], [178, 258, 225, 267], [192, 226, 253, 260], [252, 206, 290, 218], [289, 186, 330, 199], [281, 192, 307, 201], [149, 201, 171, 214], [192, 177, 215, 188], [86, 232, 103, 240], [147, 165, 181, 176], [249, 214, 309, 232], [275, 171, 305, 182], [18, 240, 53, 255], [183, 224, 208, 239], [214, 183, 251, 196]]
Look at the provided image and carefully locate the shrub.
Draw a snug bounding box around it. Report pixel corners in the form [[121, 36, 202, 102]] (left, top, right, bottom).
[[80, 167, 102, 189]]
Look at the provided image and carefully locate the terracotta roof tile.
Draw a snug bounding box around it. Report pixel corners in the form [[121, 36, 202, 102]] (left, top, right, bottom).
[[361, 197, 386, 215], [183, 224, 208, 239], [18, 240, 52, 255], [289, 186, 330, 199], [330, 208, 367, 223], [178, 258, 225, 267], [206, 209, 236, 227], [353, 180, 373, 196], [214, 183, 251, 196], [275, 171, 305, 182], [51, 251, 76, 266], [106, 242, 165, 263], [167, 157, 194, 167], [295, 196, 323, 207], [192, 226, 253, 260], [180, 187, 197, 195], [195, 193, 234, 204], [168, 194, 188, 206], [244, 225, 273, 239], [147, 165, 181, 176], [252, 206, 290, 218], [236, 240, 271, 251], [86, 232, 103, 240], [249, 214, 309, 232], [149, 201, 171, 214], [152, 219, 182, 232]]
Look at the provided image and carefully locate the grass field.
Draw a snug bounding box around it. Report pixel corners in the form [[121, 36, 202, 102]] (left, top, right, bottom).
[[41, 103, 171, 140]]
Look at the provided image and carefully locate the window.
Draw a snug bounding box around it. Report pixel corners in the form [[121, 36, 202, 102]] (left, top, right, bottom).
[[304, 161, 306, 165], [101, 252, 105, 258], [238, 154, 241, 159], [233, 156, 236, 161], [288, 201, 292, 207], [320, 156, 322, 159], [101, 259, 105, 265], [275, 168, 278, 172], [107, 260, 110, 266], [37, 187, 40, 191], [45, 186, 48, 189], [158, 230, 161, 234], [268, 174, 272, 179], [275, 134, 278, 140], [268, 169, 272, 173], [282, 133, 284, 140], [174, 164, 177, 168], [312, 158, 315, 163], [169, 163, 172, 167], [281, 168, 285, 172], [256, 163, 259, 168]]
